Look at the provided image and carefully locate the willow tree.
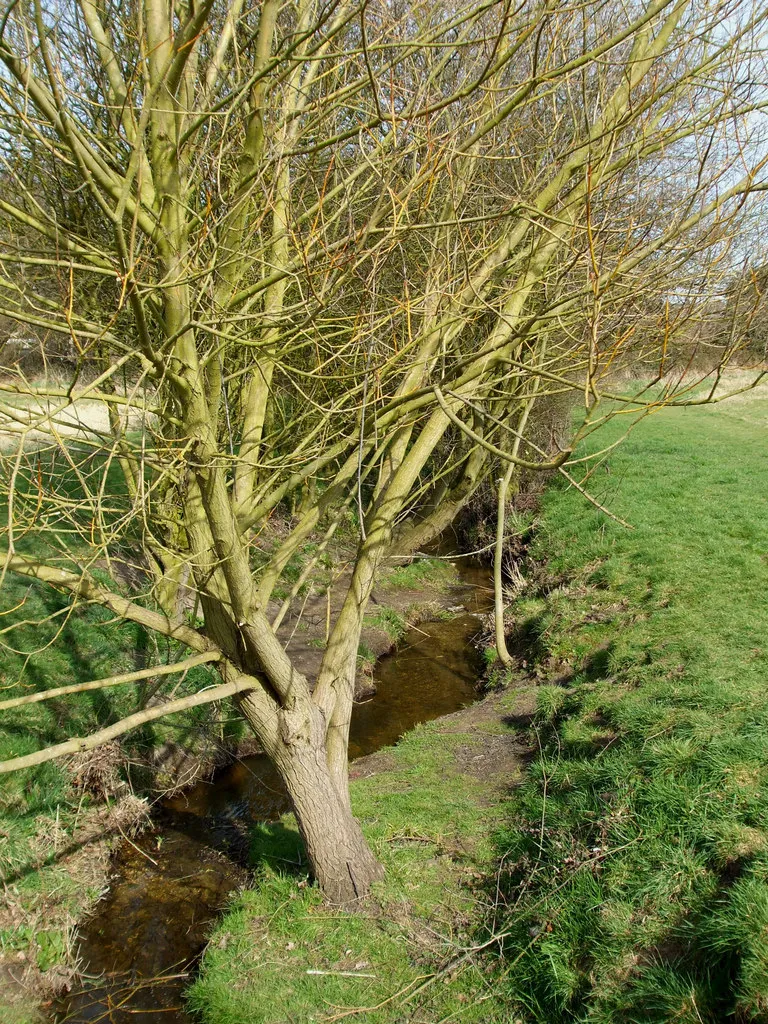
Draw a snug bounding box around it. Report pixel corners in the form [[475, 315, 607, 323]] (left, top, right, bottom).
[[0, 0, 765, 901]]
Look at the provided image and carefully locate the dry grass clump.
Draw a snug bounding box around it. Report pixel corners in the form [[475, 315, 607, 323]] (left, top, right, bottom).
[[107, 793, 151, 838], [68, 741, 125, 800]]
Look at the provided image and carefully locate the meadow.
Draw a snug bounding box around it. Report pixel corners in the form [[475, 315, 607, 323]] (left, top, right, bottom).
[[3, 376, 768, 1023], [192, 378, 768, 1023], [490, 378, 768, 1021]]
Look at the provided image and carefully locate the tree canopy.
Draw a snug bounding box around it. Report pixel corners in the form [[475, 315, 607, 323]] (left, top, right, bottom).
[[0, 0, 766, 900]]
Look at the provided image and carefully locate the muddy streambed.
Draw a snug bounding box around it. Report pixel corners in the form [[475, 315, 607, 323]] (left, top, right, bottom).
[[54, 559, 492, 1022]]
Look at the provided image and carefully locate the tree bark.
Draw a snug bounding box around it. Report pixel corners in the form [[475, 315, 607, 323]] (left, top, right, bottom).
[[392, 447, 488, 556], [241, 697, 384, 904], [494, 463, 516, 668], [277, 738, 384, 904]]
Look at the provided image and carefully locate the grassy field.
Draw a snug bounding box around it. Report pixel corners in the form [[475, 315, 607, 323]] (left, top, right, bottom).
[[5, 377, 768, 1022], [490, 380, 768, 1022], [190, 378, 768, 1024]]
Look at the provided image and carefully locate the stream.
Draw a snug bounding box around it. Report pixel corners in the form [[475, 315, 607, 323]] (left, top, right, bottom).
[[54, 558, 492, 1023]]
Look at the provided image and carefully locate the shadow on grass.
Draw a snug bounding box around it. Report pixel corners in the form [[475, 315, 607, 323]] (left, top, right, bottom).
[[250, 820, 306, 876], [1, 812, 133, 886], [474, 815, 754, 1023]]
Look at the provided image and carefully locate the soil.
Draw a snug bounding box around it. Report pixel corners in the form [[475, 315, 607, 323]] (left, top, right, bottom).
[[0, 393, 147, 448]]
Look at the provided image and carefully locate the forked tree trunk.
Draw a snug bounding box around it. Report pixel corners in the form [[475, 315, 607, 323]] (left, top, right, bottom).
[[275, 737, 384, 904], [241, 698, 384, 904]]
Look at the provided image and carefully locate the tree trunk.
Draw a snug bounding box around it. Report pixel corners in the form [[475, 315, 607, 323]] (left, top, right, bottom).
[[277, 738, 384, 903], [241, 696, 384, 904], [272, 729, 384, 903], [392, 447, 487, 556]]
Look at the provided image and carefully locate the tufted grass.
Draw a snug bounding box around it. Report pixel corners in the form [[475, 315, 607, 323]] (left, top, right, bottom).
[[490, 381, 768, 1022]]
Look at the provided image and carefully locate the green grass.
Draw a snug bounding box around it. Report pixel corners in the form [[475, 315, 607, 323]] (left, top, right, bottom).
[[356, 638, 377, 673], [0, 448, 227, 992], [488, 384, 768, 1022], [363, 607, 408, 643], [188, 716, 517, 1024], [0, 568, 225, 997], [379, 556, 458, 591]]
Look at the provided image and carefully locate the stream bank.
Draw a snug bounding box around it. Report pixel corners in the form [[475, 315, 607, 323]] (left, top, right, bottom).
[[51, 556, 505, 1023], [184, 683, 537, 1024]]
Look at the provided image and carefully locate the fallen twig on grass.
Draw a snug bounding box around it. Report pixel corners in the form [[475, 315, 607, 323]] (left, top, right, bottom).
[[307, 969, 377, 978]]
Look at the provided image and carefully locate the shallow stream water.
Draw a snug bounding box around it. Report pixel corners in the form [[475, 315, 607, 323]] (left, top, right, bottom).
[[54, 558, 492, 1023]]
